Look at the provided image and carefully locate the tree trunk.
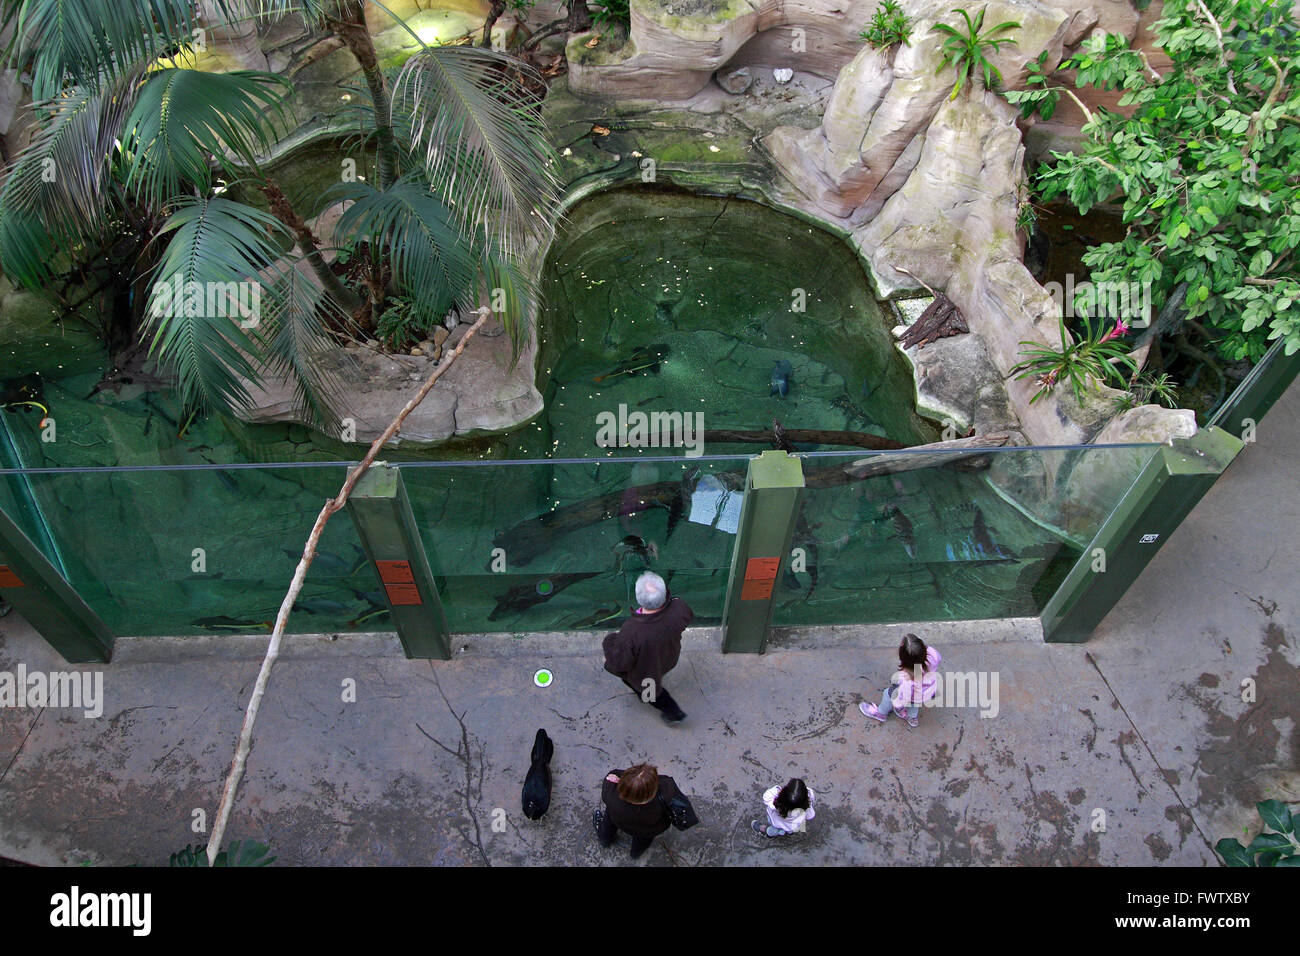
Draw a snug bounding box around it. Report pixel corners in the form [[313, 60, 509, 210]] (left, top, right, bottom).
[[481, 0, 507, 48], [522, 0, 593, 51], [326, 0, 397, 190], [261, 180, 363, 315]]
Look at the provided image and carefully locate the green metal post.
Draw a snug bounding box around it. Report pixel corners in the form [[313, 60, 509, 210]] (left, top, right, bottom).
[[1209, 337, 1300, 440], [1041, 427, 1243, 643], [721, 451, 805, 654], [0, 507, 114, 663], [345, 464, 451, 660]]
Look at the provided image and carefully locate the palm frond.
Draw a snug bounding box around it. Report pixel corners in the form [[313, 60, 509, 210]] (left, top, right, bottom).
[[9, 0, 201, 98], [392, 45, 561, 259], [329, 173, 483, 325], [143, 196, 289, 414], [0, 67, 145, 254], [252, 264, 345, 429], [121, 68, 290, 206]]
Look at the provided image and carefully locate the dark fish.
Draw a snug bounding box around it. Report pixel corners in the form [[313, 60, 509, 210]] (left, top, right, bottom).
[[612, 534, 657, 572], [972, 507, 1017, 560], [571, 604, 623, 629], [283, 546, 366, 577], [214, 469, 237, 493], [521, 728, 554, 821], [654, 301, 674, 324], [770, 359, 793, 398], [593, 344, 670, 383], [192, 616, 272, 632], [884, 505, 916, 559], [293, 597, 349, 615], [488, 571, 599, 621]]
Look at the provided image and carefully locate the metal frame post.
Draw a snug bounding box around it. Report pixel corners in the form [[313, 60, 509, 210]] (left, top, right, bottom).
[[0, 506, 114, 663], [345, 464, 451, 660], [1041, 427, 1243, 643], [720, 451, 805, 653]]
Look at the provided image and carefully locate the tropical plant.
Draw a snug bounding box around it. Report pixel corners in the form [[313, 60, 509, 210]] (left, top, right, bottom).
[[1216, 800, 1300, 866], [1012, 0, 1300, 365], [1116, 371, 1179, 411], [590, 0, 631, 31], [932, 6, 1019, 100], [860, 0, 913, 50], [0, 0, 560, 422], [169, 839, 275, 867], [1011, 314, 1137, 404]]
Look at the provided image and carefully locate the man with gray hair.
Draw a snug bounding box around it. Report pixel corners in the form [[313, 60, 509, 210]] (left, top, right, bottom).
[[602, 571, 693, 724]]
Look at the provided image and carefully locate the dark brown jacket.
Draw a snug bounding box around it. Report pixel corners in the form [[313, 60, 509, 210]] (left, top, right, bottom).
[[602, 596, 693, 690], [601, 770, 680, 837]]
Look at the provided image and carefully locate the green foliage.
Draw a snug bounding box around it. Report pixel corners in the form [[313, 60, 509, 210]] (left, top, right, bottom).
[[1016, 197, 1039, 235], [1004, 50, 1059, 120], [1, 0, 561, 418], [1216, 800, 1300, 866], [1117, 371, 1180, 411], [1011, 313, 1138, 404], [932, 6, 1019, 100], [1031, 0, 1300, 363], [590, 0, 630, 30], [860, 0, 913, 50], [169, 840, 276, 867]]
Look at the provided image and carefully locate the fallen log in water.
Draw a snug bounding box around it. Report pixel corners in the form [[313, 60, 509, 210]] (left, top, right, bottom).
[[495, 434, 1010, 565], [701, 427, 907, 450], [842, 433, 1011, 480]]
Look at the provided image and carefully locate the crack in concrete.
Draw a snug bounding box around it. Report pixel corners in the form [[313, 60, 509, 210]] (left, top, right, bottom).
[[0, 707, 43, 786], [414, 668, 490, 867], [1084, 651, 1217, 856]]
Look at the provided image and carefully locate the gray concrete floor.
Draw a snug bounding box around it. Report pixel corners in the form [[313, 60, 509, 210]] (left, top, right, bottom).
[[1, 383, 1296, 866]]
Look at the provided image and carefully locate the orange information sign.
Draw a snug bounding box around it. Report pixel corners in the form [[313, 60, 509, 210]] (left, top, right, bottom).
[[384, 582, 423, 606], [0, 566, 23, 588], [375, 560, 415, 585], [740, 556, 781, 601]]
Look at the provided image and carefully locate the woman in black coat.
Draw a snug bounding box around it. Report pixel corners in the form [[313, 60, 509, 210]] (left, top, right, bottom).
[[593, 763, 680, 860]]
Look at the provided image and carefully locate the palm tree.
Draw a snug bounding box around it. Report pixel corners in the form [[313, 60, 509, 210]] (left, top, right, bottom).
[[0, 0, 561, 425]]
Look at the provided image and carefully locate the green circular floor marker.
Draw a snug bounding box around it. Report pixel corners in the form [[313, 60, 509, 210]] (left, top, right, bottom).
[[536, 580, 554, 595], [534, 669, 553, 688]]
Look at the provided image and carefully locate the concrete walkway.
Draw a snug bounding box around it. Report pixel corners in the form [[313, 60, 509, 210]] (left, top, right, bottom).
[[1, 384, 1296, 866]]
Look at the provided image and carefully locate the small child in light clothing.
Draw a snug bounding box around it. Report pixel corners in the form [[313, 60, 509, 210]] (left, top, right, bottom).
[[860, 633, 941, 728], [751, 777, 815, 838]]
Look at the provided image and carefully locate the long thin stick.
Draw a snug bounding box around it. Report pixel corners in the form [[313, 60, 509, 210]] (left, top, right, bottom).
[[205, 306, 492, 866]]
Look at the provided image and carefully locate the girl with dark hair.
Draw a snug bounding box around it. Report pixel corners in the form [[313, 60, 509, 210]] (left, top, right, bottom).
[[860, 633, 941, 728], [752, 777, 816, 838]]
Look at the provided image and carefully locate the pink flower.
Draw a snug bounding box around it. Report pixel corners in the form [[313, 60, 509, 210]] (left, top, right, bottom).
[[1099, 321, 1129, 344]]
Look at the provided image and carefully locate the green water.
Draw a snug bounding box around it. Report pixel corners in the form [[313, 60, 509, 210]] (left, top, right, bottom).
[[1, 186, 1141, 636]]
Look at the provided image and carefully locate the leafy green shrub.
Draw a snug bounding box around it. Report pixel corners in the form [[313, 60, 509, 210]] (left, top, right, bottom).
[[1116, 371, 1180, 411], [374, 296, 436, 350], [1216, 800, 1300, 866], [860, 0, 913, 50], [1018, 0, 1300, 363], [169, 840, 276, 867], [933, 6, 1019, 100], [1011, 314, 1137, 404], [591, 0, 631, 30]]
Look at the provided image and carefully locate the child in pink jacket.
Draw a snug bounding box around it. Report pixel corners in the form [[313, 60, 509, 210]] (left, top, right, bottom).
[[860, 633, 941, 728]]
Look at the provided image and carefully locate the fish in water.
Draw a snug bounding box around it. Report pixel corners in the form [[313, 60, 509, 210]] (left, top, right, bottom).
[[488, 571, 599, 621], [770, 359, 793, 398], [654, 301, 674, 324], [972, 506, 1018, 560], [192, 616, 272, 632], [283, 545, 366, 577], [882, 505, 916, 559], [293, 597, 349, 615], [593, 344, 670, 383], [521, 728, 554, 821], [612, 534, 657, 573], [571, 604, 623, 629]]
